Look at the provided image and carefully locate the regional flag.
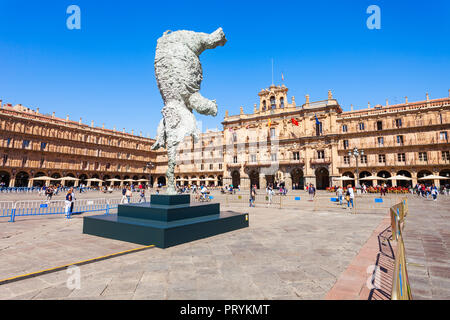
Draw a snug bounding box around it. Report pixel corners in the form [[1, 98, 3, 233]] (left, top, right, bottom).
[[268, 119, 272, 127], [281, 73, 284, 81], [291, 118, 299, 126]]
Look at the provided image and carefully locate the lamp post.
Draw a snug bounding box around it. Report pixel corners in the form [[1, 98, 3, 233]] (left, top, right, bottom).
[[145, 161, 155, 188], [348, 147, 364, 190]]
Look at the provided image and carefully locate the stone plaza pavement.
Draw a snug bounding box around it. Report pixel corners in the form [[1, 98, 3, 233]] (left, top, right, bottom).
[[0, 193, 447, 300], [402, 195, 450, 299]]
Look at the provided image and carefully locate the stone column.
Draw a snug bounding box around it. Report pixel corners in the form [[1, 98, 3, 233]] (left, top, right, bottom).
[[259, 173, 265, 190], [9, 177, 15, 188], [433, 171, 440, 188], [284, 171, 292, 190], [28, 179, 33, 188]]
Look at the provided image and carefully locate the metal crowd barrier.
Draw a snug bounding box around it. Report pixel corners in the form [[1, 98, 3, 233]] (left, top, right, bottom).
[[390, 198, 412, 300], [2, 197, 148, 222]]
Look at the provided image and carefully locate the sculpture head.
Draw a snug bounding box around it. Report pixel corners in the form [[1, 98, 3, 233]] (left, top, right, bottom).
[[207, 27, 227, 49]]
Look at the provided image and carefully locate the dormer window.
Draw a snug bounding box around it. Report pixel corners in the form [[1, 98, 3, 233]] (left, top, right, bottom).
[[262, 101, 266, 111]]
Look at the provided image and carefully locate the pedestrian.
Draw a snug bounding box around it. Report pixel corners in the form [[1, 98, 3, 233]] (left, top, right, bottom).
[[120, 185, 127, 204], [139, 188, 146, 203], [346, 184, 354, 209], [126, 186, 132, 203], [336, 186, 343, 205], [308, 184, 315, 201], [249, 186, 256, 207], [65, 189, 73, 217], [267, 186, 274, 207], [431, 184, 438, 201], [69, 187, 76, 214]]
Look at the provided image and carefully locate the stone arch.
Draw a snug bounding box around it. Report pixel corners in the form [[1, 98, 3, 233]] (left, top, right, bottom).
[[231, 170, 240, 188], [417, 170, 433, 186], [248, 170, 259, 189], [157, 176, 166, 186], [342, 171, 355, 187], [291, 168, 304, 190], [217, 175, 223, 186], [15, 171, 29, 187], [377, 170, 392, 187], [396, 170, 412, 187], [439, 169, 450, 187], [33, 172, 46, 187], [0, 171, 10, 187], [315, 167, 329, 190]]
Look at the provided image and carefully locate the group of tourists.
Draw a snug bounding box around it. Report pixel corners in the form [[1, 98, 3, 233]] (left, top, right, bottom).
[[335, 185, 355, 208], [415, 183, 439, 201], [120, 185, 147, 204], [64, 187, 76, 215]]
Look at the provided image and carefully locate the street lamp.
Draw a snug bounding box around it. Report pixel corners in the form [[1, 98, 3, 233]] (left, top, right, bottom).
[[145, 162, 155, 187], [348, 147, 364, 189]]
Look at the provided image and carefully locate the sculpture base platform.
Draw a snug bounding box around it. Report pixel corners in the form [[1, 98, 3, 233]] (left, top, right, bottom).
[[82, 195, 249, 248]]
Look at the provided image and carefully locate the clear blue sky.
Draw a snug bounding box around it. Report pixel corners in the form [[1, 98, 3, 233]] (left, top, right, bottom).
[[1, 0, 449, 137]]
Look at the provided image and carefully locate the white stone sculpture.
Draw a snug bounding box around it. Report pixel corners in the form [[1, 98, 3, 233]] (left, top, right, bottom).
[[151, 28, 227, 194]]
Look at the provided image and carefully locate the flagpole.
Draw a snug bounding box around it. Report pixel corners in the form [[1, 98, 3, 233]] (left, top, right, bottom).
[[271, 58, 274, 85]]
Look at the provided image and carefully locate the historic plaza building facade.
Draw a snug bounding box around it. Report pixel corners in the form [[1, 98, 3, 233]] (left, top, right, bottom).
[[0, 102, 157, 188], [1, 86, 450, 189]]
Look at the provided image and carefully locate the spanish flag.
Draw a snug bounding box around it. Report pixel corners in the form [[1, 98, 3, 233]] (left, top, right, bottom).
[[291, 118, 299, 126], [268, 119, 272, 127]]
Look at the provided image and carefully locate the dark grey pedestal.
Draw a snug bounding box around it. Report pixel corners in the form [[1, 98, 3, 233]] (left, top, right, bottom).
[[83, 194, 249, 248]]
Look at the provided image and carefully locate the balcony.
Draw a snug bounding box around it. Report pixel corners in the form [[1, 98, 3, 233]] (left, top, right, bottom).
[[310, 157, 331, 165], [339, 137, 449, 151]]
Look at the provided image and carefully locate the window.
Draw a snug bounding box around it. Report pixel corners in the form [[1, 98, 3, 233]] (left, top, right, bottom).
[[317, 150, 325, 159], [232, 133, 237, 142], [262, 101, 266, 111], [201, 164, 204, 170], [376, 121, 383, 131], [280, 97, 284, 108], [440, 131, 448, 141], [83, 161, 88, 169], [40, 142, 47, 150], [343, 140, 349, 149], [118, 163, 121, 170], [397, 153, 406, 162], [40, 158, 44, 168], [106, 163, 111, 169], [316, 122, 323, 136], [22, 140, 30, 149], [271, 153, 277, 161], [22, 156, 28, 166], [377, 137, 384, 146], [2, 154, 8, 165], [395, 118, 402, 128], [378, 154, 386, 163], [418, 152, 428, 162], [250, 154, 257, 163], [209, 164, 213, 170], [6, 138, 11, 147], [270, 96, 276, 109], [233, 156, 237, 163], [343, 155, 350, 164], [396, 135, 404, 145], [442, 151, 450, 161], [342, 125, 348, 133], [359, 123, 365, 130], [360, 155, 367, 164], [293, 152, 300, 160], [95, 162, 99, 170], [219, 163, 223, 170], [270, 128, 276, 138]]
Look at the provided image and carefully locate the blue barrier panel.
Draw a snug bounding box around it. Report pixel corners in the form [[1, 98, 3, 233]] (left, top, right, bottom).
[[330, 197, 337, 202], [375, 198, 383, 203], [209, 196, 214, 199], [294, 197, 300, 201]]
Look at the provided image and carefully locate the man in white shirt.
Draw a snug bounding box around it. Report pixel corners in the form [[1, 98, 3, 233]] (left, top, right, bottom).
[[347, 184, 354, 209]]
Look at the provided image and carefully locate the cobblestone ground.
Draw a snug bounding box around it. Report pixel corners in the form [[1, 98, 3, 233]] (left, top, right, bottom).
[[403, 194, 450, 300], [0, 192, 446, 300]]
